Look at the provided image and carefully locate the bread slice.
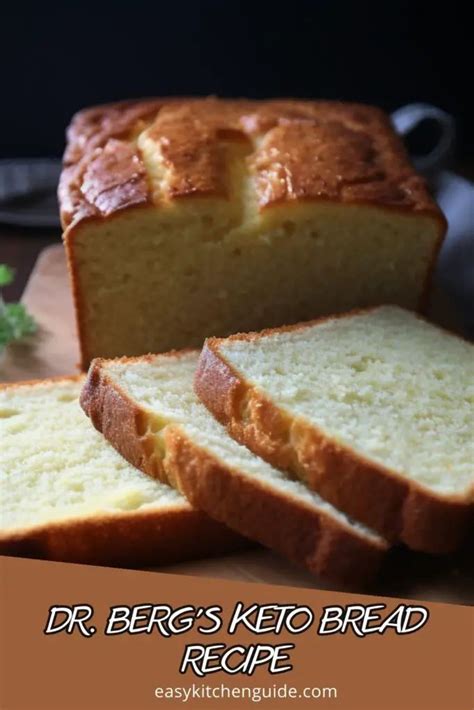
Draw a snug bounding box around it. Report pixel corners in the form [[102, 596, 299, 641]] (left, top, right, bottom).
[[60, 98, 445, 368], [81, 351, 388, 584], [0, 377, 242, 566], [195, 306, 473, 553]]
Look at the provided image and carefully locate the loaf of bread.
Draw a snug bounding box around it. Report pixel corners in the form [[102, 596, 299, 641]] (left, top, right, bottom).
[[195, 306, 473, 553], [0, 377, 242, 565], [80, 351, 388, 584], [59, 98, 446, 368]]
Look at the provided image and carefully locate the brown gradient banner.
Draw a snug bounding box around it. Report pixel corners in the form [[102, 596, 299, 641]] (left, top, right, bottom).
[[0, 556, 472, 710]]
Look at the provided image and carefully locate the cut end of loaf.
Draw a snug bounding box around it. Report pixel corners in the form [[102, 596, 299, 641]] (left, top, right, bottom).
[[60, 98, 445, 367], [66, 202, 442, 367]]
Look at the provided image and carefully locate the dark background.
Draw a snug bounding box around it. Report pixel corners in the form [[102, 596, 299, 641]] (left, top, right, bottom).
[[1, 0, 473, 161], [1, 0, 472, 301]]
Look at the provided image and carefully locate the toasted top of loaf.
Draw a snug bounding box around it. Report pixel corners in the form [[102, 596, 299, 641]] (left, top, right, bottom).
[[59, 97, 443, 229], [0, 377, 189, 534], [201, 307, 473, 499]]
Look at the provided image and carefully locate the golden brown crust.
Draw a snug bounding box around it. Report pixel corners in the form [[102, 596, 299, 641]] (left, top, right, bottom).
[[59, 97, 446, 229], [80, 352, 388, 585], [0, 504, 243, 567], [1, 371, 244, 566], [63, 232, 91, 371], [164, 428, 386, 585], [81, 356, 166, 482], [194, 310, 473, 554], [59, 98, 165, 227], [0, 374, 83, 391]]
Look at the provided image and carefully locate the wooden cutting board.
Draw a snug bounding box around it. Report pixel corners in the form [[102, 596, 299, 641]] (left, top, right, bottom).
[[1, 244, 472, 604]]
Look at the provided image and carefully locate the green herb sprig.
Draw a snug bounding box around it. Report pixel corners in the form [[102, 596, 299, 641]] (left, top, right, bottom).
[[0, 265, 37, 349]]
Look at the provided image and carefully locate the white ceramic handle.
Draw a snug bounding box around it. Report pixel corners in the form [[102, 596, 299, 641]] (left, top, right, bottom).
[[391, 103, 456, 174]]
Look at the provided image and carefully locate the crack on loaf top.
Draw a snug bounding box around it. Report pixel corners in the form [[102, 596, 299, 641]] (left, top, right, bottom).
[[59, 97, 442, 230]]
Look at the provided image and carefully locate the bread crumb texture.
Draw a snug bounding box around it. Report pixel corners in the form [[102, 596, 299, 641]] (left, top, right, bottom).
[[0, 379, 184, 532], [106, 352, 383, 542], [219, 306, 474, 495]]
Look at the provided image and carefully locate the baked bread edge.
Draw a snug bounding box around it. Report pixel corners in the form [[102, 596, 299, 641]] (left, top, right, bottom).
[[194, 308, 473, 554]]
